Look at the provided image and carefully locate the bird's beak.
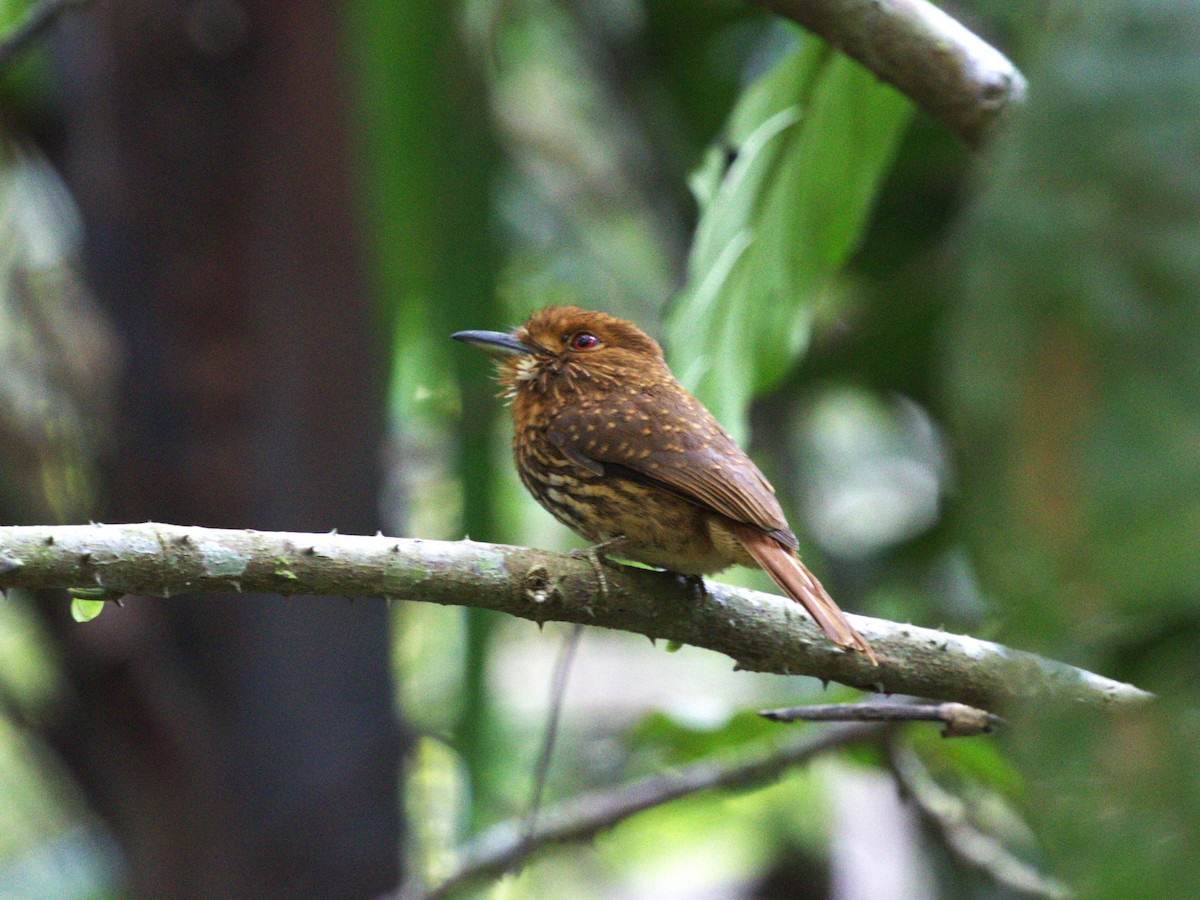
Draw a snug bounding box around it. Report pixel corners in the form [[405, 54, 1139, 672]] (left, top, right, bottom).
[[451, 330, 538, 358]]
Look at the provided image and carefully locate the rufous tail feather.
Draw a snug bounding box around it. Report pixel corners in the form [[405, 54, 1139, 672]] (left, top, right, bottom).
[[732, 525, 877, 665]]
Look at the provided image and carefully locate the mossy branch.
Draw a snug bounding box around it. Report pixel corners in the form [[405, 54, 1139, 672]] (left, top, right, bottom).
[[0, 522, 1148, 711]]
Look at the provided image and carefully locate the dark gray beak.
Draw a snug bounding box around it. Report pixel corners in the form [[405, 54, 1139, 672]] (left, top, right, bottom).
[[451, 330, 537, 358]]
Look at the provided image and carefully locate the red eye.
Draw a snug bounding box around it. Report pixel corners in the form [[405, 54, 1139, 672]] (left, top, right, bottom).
[[569, 331, 600, 350]]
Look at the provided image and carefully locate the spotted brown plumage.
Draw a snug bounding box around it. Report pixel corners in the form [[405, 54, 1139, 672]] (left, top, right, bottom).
[[452, 306, 876, 663]]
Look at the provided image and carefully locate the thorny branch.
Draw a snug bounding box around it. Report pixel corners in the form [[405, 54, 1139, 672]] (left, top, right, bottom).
[[0, 523, 1132, 898], [0, 523, 1151, 713]]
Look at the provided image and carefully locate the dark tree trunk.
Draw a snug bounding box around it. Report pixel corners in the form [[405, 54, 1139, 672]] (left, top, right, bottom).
[[41, 2, 403, 896]]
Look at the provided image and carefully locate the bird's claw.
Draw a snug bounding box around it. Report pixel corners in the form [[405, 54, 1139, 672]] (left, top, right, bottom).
[[676, 573, 707, 604], [569, 536, 628, 601]]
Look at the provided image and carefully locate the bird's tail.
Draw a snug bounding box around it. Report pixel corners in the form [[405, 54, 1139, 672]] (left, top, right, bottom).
[[731, 524, 877, 665]]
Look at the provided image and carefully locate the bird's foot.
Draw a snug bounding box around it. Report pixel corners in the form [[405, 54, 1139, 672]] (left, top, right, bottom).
[[570, 536, 628, 601], [582, 535, 630, 565], [676, 573, 707, 604]]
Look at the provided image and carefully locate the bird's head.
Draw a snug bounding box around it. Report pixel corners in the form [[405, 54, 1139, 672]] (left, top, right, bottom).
[[452, 306, 666, 397]]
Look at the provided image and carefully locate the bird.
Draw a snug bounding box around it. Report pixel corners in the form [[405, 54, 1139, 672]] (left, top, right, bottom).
[[452, 306, 876, 663]]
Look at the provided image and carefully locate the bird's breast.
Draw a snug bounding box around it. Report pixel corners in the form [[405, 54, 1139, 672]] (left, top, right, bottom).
[[512, 417, 739, 575], [514, 428, 605, 539]]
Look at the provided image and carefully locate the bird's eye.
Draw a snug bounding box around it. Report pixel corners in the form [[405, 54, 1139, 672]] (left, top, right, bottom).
[[568, 331, 600, 351]]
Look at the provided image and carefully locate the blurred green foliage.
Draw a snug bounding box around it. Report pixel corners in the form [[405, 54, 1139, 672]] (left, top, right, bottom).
[[668, 26, 911, 442], [945, 2, 1200, 897]]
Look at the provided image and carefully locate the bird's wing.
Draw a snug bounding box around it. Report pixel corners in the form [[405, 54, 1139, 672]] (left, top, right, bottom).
[[547, 383, 798, 549]]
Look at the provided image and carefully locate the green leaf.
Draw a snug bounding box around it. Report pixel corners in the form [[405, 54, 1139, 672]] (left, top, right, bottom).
[[910, 725, 1025, 798], [69, 595, 106, 623], [626, 709, 779, 765], [68, 587, 124, 622], [666, 29, 912, 443]]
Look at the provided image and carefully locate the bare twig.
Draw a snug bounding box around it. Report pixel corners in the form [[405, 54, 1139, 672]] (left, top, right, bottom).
[[752, 0, 1026, 145], [0, 0, 93, 69], [0, 523, 1151, 711], [519, 623, 583, 861], [762, 700, 1005, 737], [396, 722, 884, 900], [887, 740, 1072, 898]]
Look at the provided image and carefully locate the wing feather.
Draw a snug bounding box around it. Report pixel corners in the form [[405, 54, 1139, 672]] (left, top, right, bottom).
[[548, 382, 797, 547]]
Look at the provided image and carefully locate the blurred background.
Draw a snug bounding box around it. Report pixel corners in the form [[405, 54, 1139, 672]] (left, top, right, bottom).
[[0, 0, 1197, 897]]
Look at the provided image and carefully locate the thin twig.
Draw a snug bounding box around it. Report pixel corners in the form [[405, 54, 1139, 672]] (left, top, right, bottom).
[[752, 0, 1026, 146], [0, 523, 1152, 712], [0, 0, 93, 69], [395, 722, 884, 900], [518, 623, 583, 861], [761, 700, 1006, 737], [887, 739, 1072, 898]]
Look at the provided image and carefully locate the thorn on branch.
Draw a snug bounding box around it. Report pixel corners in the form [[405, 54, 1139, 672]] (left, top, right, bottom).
[[67, 586, 126, 606]]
